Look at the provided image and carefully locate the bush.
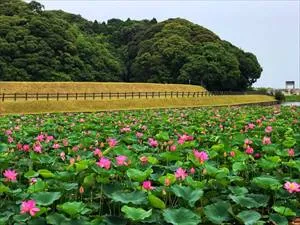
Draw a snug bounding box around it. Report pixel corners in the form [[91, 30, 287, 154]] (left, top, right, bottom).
[[274, 91, 285, 102]]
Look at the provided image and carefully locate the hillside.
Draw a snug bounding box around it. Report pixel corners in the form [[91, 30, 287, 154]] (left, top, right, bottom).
[[0, 82, 206, 93], [0, 0, 263, 91]]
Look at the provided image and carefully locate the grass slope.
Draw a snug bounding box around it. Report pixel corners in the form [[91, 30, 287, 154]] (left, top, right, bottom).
[[0, 82, 206, 93], [0, 95, 275, 114]]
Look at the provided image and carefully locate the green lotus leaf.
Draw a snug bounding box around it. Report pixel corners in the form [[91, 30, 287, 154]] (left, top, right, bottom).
[[163, 207, 201, 225], [57, 201, 89, 218], [229, 195, 260, 209], [126, 168, 153, 182], [28, 180, 47, 193], [38, 169, 55, 178], [121, 205, 152, 221], [237, 210, 261, 225], [110, 191, 147, 205], [46, 213, 70, 225], [148, 194, 166, 209], [171, 185, 203, 207], [252, 176, 281, 190], [269, 213, 288, 225], [32, 192, 61, 206], [204, 201, 231, 224], [272, 206, 296, 216]]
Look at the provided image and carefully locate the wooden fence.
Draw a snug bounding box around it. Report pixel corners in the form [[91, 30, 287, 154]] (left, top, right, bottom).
[[0, 91, 266, 102]]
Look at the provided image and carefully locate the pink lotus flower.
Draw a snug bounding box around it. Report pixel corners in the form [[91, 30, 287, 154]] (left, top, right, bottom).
[[140, 156, 148, 164], [93, 148, 102, 157], [288, 149, 295, 157], [164, 178, 171, 186], [5, 129, 12, 136], [60, 152, 66, 161], [141, 125, 147, 130], [69, 158, 75, 165], [256, 119, 262, 124], [30, 178, 37, 185], [97, 157, 111, 170], [148, 138, 158, 148], [36, 134, 45, 142], [8, 136, 14, 143], [248, 123, 255, 129], [136, 132, 143, 138], [52, 143, 60, 149], [190, 167, 196, 174], [178, 134, 193, 145], [107, 138, 117, 148], [17, 143, 23, 150], [170, 145, 177, 152], [20, 200, 40, 216], [72, 145, 79, 152], [22, 144, 30, 152], [116, 155, 128, 166], [265, 126, 273, 133], [63, 139, 69, 146], [284, 181, 300, 193], [175, 167, 188, 180], [262, 136, 271, 145], [193, 150, 209, 163], [3, 169, 18, 182], [230, 151, 235, 157], [33, 144, 42, 153], [120, 127, 131, 133], [245, 146, 254, 155], [254, 153, 261, 159], [79, 118, 85, 123], [142, 180, 154, 190], [46, 135, 54, 143], [244, 139, 253, 145]]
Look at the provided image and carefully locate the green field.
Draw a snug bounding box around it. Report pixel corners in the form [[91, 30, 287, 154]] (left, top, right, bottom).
[[0, 106, 299, 224]]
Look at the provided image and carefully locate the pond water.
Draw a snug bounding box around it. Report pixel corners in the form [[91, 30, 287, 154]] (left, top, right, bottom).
[[281, 102, 300, 106]]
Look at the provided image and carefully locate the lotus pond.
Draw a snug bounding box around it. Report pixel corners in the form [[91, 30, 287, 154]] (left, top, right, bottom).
[[0, 106, 299, 225]]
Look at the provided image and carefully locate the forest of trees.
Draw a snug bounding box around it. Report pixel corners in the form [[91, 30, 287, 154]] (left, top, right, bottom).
[[0, 0, 263, 91]]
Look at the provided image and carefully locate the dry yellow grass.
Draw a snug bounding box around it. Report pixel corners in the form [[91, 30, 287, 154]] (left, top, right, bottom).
[[0, 95, 275, 114], [0, 82, 205, 93]]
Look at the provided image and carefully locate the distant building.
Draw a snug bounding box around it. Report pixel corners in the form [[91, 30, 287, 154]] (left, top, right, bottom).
[[285, 81, 295, 90]]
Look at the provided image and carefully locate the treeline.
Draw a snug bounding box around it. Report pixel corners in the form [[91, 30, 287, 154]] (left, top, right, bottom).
[[0, 0, 263, 91]]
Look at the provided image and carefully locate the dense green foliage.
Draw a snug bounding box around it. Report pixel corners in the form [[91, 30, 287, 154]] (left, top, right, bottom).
[[0, 0, 263, 90], [0, 106, 299, 224]]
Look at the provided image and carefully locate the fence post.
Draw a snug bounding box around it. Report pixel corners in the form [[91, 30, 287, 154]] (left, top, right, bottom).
[[2, 93, 4, 102], [171, 91, 173, 98], [182, 92, 184, 97], [125, 92, 127, 99], [76, 93, 78, 100], [36, 93, 38, 100], [176, 92, 178, 97], [14, 93, 17, 101], [188, 92, 190, 97], [146, 92, 148, 99], [139, 92, 141, 98], [132, 92, 134, 99], [47, 93, 49, 101], [117, 92, 119, 99], [109, 92, 111, 99], [165, 91, 167, 98], [158, 92, 160, 98], [25, 93, 28, 101], [152, 92, 154, 98], [92, 93, 95, 100], [84, 93, 86, 100], [57, 93, 59, 101], [67, 93, 69, 100]]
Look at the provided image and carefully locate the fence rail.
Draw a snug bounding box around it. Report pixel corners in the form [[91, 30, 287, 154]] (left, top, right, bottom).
[[0, 91, 267, 102]]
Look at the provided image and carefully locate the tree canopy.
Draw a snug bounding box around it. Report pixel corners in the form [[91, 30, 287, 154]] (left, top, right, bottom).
[[0, 0, 262, 91]]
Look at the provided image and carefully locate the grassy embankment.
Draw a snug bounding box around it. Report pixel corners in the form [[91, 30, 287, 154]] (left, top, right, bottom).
[[0, 82, 275, 114], [285, 95, 300, 102]]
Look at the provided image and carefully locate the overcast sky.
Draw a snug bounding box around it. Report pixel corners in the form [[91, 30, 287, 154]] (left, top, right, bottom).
[[30, 0, 299, 88]]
